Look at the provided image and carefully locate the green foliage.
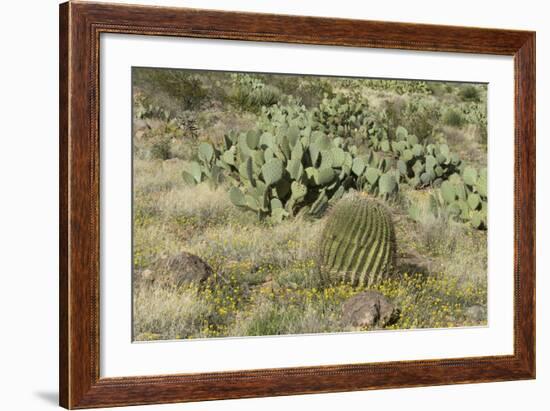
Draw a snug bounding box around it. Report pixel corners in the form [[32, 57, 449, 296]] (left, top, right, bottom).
[[396, 96, 441, 140], [428, 168, 488, 229], [133, 68, 207, 110], [229, 74, 281, 113], [183, 105, 468, 223], [134, 97, 171, 121], [377, 126, 463, 190], [150, 138, 172, 160], [442, 108, 464, 127], [360, 79, 432, 95], [461, 102, 488, 144], [221, 121, 353, 222], [320, 195, 395, 287], [459, 85, 481, 102], [182, 142, 224, 187], [312, 93, 373, 141], [269, 76, 335, 108], [179, 84, 483, 231]]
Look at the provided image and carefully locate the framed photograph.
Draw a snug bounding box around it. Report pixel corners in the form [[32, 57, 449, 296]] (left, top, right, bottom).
[[59, 1, 535, 408]]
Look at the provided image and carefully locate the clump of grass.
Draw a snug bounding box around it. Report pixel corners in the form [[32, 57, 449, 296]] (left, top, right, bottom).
[[157, 183, 235, 230], [442, 108, 464, 127], [150, 138, 172, 160], [133, 284, 210, 340], [134, 158, 185, 194]]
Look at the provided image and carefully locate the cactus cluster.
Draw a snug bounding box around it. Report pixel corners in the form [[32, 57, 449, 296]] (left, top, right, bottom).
[[223, 122, 354, 222], [319, 194, 395, 287], [182, 142, 224, 187], [391, 126, 463, 188], [429, 167, 488, 229], [182, 95, 486, 229], [351, 151, 399, 198], [229, 74, 281, 113], [360, 125, 463, 188], [337, 79, 432, 95], [312, 94, 372, 141]]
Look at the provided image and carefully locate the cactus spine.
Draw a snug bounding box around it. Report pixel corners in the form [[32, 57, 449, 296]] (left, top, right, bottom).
[[320, 195, 395, 287]]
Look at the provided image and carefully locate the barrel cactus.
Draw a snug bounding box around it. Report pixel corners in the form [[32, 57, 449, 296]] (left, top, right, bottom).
[[319, 194, 396, 287]]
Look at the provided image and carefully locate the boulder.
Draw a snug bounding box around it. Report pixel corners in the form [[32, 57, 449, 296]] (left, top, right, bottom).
[[152, 251, 213, 287], [342, 291, 399, 328], [465, 305, 487, 323]]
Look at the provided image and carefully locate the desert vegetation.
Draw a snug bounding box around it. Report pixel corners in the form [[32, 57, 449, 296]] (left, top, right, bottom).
[[132, 68, 488, 341]]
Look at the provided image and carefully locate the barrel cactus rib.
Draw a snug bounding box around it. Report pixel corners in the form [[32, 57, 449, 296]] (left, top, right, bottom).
[[324, 201, 363, 274], [371, 206, 393, 286], [347, 201, 375, 286], [333, 200, 370, 282], [357, 205, 383, 287]]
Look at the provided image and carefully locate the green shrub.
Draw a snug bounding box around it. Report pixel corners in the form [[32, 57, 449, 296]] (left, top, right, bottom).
[[461, 102, 488, 144], [362, 79, 432, 95], [229, 74, 281, 112], [151, 138, 172, 160], [133, 68, 207, 110], [459, 85, 481, 102], [442, 108, 464, 127], [398, 96, 441, 140]]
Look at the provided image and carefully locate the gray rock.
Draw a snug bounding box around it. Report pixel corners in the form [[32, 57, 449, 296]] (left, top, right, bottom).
[[153, 251, 213, 287], [465, 305, 487, 323], [342, 291, 399, 328]]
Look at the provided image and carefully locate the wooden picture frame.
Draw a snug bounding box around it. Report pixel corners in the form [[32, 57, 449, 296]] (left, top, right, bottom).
[[59, 1, 535, 408]]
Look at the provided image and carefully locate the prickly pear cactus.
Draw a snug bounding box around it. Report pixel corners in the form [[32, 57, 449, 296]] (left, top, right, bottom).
[[320, 194, 395, 287]]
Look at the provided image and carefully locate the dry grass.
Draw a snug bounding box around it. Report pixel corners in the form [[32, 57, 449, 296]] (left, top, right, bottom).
[[133, 180, 487, 340], [133, 285, 209, 340]]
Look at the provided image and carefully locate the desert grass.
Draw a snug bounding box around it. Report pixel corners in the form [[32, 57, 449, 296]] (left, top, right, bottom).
[[133, 177, 487, 340]]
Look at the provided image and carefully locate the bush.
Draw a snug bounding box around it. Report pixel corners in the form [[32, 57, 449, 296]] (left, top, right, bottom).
[[442, 108, 464, 127], [229, 74, 281, 113], [398, 96, 441, 140], [459, 85, 481, 102], [133, 68, 207, 110], [150, 138, 172, 160], [295, 78, 335, 108]]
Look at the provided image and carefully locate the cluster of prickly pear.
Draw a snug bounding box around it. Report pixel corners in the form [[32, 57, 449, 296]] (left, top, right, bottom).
[[312, 94, 372, 141], [430, 166, 487, 229], [229, 74, 281, 112], [392, 127, 463, 188], [319, 194, 395, 287], [362, 79, 432, 95], [224, 119, 355, 222], [351, 151, 399, 199], [182, 142, 224, 187]]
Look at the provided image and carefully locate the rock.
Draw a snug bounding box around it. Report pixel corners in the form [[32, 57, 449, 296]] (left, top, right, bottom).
[[342, 291, 399, 328], [141, 269, 153, 280], [135, 269, 155, 286], [396, 250, 434, 275], [465, 305, 486, 323], [154, 251, 213, 287]]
